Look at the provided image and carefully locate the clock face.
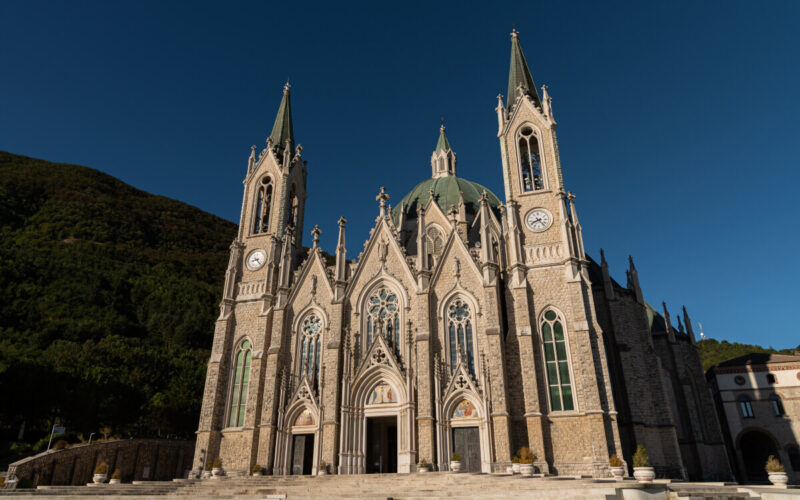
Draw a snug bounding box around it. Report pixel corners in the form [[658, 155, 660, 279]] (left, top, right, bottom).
[[525, 209, 552, 232], [246, 250, 266, 270]]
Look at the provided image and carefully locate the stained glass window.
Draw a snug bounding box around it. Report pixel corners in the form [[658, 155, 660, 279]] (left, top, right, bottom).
[[541, 310, 574, 411], [228, 339, 252, 427], [447, 299, 475, 377], [365, 287, 400, 357], [300, 315, 322, 388]]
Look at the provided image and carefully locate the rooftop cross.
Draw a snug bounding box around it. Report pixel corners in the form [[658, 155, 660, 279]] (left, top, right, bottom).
[[311, 225, 321, 248], [376, 187, 390, 216]]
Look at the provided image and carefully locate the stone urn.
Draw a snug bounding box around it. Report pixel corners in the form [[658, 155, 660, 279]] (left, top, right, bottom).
[[202, 470, 212, 479], [211, 467, 224, 478], [768, 471, 788, 488], [610, 466, 625, 480], [109, 478, 121, 485], [418, 464, 431, 473], [519, 463, 534, 477], [450, 460, 463, 472], [252, 471, 262, 477], [92, 473, 107, 484], [512, 463, 521, 474], [506, 465, 514, 474], [633, 467, 655, 483]]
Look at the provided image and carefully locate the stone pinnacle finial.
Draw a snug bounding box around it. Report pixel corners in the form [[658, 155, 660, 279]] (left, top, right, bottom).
[[311, 225, 321, 248], [376, 187, 389, 216], [338, 216, 347, 227], [511, 28, 519, 39], [284, 79, 291, 94]]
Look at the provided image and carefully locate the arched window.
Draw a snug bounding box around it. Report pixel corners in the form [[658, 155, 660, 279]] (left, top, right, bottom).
[[299, 314, 322, 388], [518, 126, 543, 192], [788, 446, 800, 471], [541, 309, 574, 411], [739, 396, 754, 418], [287, 185, 298, 229], [426, 225, 444, 264], [228, 339, 252, 427], [770, 394, 785, 417], [365, 287, 400, 356], [447, 299, 475, 377], [252, 177, 273, 234]]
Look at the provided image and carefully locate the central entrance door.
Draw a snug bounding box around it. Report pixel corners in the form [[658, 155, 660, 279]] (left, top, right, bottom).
[[366, 416, 397, 473], [452, 427, 481, 472], [291, 433, 314, 475]]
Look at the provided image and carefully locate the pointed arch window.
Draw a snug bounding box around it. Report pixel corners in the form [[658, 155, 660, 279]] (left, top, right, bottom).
[[287, 185, 299, 229], [299, 314, 322, 389], [517, 127, 543, 192], [426, 225, 444, 265], [541, 309, 574, 411], [739, 396, 754, 418], [228, 339, 252, 427], [252, 177, 273, 234], [365, 287, 400, 357], [447, 299, 475, 377]]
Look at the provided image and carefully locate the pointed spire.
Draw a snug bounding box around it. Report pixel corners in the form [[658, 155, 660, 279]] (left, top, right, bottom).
[[600, 249, 615, 300], [507, 29, 542, 110], [335, 216, 347, 290], [435, 120, 452, 152], [268, 81, 294, 153], [683, 306, 696, 345], [431, 121, 457, 178], [663, 302, 675, 343]]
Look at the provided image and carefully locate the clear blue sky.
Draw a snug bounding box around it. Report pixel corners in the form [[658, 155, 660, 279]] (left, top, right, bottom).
[[2, 1, 798, 349]]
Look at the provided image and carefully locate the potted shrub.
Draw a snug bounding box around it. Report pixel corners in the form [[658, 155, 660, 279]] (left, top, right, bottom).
[[109, 469, 122, 485], [511, 455, 521, 474], [251, 464, 263, 477], [417, 458, 431, 473], [318, 461, 328, 476], [766, 455, 788, 487], [632, 445, 654, 483], [211, 457, 224, 478], [517, 447, 535, 477], [609, 454, 625, 480], [450, 451, 463, 472], [202, 461, 212, 479], [93, 461, 108, 484]]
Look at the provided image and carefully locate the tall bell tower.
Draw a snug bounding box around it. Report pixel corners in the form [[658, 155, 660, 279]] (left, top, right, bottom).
[[494, 29, 618, 473]]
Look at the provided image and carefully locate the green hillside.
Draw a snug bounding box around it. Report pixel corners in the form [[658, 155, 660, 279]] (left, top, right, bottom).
[[697, 338, 797, 371], [0, 151, 237, 452]]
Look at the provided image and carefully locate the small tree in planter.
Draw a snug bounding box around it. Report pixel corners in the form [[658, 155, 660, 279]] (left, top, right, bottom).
[[609, 454, 625, 480], [766, 455, 788, 488], [319, 461, 328, 476], [211, 457, 225, 478], [632, 445, 654, 483], [202, 460, 212, 479], [417, 458, 431, 473], [251, 464, 263, 477], [93, 461, 109, 484], [517, 447, 536, 477], [450, 451, 463, 472], [109, 469, 122, 484]]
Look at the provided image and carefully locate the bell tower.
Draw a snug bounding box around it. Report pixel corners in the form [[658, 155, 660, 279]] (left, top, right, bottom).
[[495, 29, 584, 276]]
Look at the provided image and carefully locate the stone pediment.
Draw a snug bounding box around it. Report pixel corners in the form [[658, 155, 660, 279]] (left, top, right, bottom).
[[444, 359, 480, 398], [354, 332, 403, 380], [289, 375, 318, 410]]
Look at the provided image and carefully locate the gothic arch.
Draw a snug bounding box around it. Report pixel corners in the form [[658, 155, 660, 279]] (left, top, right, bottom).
[[513, 122, 547, 193], [274, 383, 322, 476], [537, 306, 577, 413], [438, 291, 481, 378], [354, 276, 409, 357], [438, 383, 492, 473], [224, 336, 254, 429]]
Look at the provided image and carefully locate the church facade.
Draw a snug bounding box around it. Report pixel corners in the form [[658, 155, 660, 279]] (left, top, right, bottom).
[[193, 32, 732, 480]]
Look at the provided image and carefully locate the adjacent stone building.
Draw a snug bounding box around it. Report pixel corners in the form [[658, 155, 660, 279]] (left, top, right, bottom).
[[707, 353, 800, 483], [193, 31, 732, 481]]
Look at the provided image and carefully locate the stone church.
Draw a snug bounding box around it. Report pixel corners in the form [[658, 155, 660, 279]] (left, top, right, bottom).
[[194, 31, 732, 480]]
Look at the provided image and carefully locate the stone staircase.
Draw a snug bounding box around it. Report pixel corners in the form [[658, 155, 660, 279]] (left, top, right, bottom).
[[1, 473, 797, 499]]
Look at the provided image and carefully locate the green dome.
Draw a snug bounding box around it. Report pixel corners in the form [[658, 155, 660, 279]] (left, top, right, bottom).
[[393, 176, 502, 224]]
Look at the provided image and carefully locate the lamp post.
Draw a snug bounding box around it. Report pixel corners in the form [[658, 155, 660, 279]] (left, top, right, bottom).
[[88, 432, 96, 445]]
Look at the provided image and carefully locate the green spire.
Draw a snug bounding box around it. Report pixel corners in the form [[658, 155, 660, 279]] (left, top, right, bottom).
[[435, 121, 452, 152], [269, 81, 294, 151], [507, 29, 541, 109]]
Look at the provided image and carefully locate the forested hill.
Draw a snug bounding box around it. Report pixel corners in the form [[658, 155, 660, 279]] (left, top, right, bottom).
[[0, 151, 237, 451], [697, 338, 798, 371]]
